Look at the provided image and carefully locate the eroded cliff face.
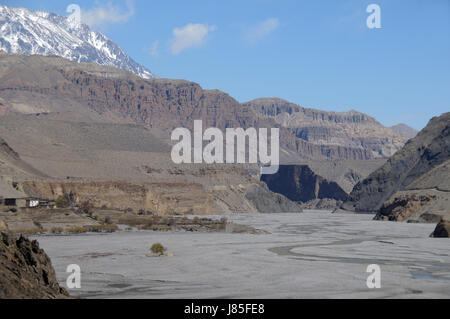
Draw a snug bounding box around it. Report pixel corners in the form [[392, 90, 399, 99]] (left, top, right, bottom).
[[261, 165, 349, 204], [0, 54, 406, 161], [0, 232, 70, 299], [243, 98, 408, 159], [343, 112, 450, 213], [19, 180, 213, 215], [17, 179, 302, 215]]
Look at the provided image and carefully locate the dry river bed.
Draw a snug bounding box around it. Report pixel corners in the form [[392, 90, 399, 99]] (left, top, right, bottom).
[[33, 211, 450, 299]]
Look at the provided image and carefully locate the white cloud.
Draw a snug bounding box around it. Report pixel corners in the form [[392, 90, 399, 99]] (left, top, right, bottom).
[[81, 0, 135, 29], [149, 40, 159, 57], [170, 23, 217, 55], [244, 18, 279, 44]]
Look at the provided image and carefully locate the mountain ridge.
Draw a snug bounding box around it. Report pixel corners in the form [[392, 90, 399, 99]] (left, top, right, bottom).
[[243, 98, 408, 159], [0, 53, 408, 162], [343, 112, 450, 222], [0, 4, 155, 79], [389, 123, 418, 138]]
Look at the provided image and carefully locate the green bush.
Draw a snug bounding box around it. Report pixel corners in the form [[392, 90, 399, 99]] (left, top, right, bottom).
[[80, 200, 93, 215], [55, 197, 68, 208], [150, 243, 166, 256]]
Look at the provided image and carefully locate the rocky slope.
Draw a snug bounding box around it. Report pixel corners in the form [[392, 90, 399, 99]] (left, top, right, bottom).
[[0, 53, 407, 162], [0, 136, 48, 178], [244, 184, 303, 213], [343, 112, 450, 222], [0, 232, 70, 298], [261, 165, 349, 205], [390, 124, 418, 139], [374, 159, 450, 223], [0, 5, 155, 79], [301, 159, 386, 194], [0, 112, 300, 215], [244, 98, 408, 159], [0, 53, 411, 215]]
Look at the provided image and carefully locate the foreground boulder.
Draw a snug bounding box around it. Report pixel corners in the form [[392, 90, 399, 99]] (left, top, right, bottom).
[[0, 232, 70, 299], [374, 193, 437, 222], [431, 220, 450, 238]]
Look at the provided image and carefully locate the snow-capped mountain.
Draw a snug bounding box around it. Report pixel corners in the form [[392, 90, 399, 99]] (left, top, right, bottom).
[[0, 5, 155, 79]]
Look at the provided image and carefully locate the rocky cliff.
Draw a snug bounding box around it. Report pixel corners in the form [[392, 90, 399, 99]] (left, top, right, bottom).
[[373, 159, 450, 222], [243, 98, 408, 159], [0, 53, 412, 215], [0, 54, 407, 161], [343, 112, 450, 222], [302, 159, 386, 194], [261, 165, 349, 204], [0, 232, 69, 298]]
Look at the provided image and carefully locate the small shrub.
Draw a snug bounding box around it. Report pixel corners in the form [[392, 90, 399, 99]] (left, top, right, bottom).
[[117, 216, 144, 226], [141, 221, 153, 228], [12, 228, 42, 235], [51, 227, 64, 234], [89, 224, 118, 233], [64, 224, 119, 234], [80, 201, 93, 215], [141, 224, 171, 231], [150, 243, 166, 256], [167, 218, 175, 227], [55, 197, 68, 208], [219, 218, 228, 230], [33, 221, 43, 229]]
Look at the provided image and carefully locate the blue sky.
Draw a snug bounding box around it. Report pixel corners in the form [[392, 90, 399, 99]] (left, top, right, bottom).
[[4, 0, 450, 130]]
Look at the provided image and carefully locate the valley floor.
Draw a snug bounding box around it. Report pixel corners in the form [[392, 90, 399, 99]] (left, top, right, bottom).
[[34, 212, 450, 299]]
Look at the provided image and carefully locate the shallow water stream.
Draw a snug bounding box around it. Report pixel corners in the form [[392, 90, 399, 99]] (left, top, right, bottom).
[[35, 211, 450, 298]]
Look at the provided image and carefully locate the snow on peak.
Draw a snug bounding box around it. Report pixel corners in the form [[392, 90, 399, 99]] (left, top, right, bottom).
[[0, 4, 156, 79]]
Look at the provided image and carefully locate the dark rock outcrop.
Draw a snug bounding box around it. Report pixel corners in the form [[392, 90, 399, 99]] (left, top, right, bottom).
[[343, 112, 450, 213], [299, 198, 344, 210], [374, 193, 437, 222], [431, 220, 450, 238], [0, 232, 70, 299], [261, 165, 348, 203]]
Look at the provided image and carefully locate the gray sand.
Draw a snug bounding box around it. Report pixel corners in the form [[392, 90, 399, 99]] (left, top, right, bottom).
[[34, 211, 450, 299]]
